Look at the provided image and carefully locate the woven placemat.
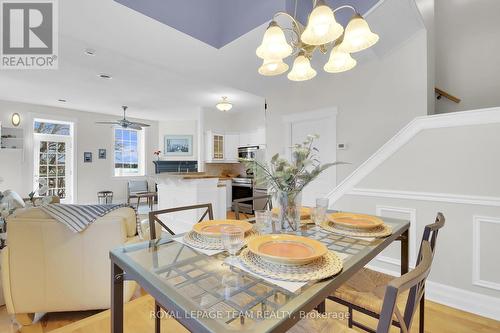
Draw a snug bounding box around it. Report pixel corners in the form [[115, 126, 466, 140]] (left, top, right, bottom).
[[238, 248, 343, 282], [183, 229, 260, 250], [320, 220, 392, 238]]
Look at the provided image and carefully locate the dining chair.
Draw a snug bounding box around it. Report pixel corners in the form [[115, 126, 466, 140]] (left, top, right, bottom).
[[148, 203, 214, 239], [232, 195, 273, 220], [327, 212, 445, 333], [289, 240, 435, 333], [127, 180, 149, 206]]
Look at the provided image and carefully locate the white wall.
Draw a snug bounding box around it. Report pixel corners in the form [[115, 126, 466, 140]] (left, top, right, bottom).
[[435, 0, 500, 113], [265, 29, 428, 184], [0, 100, 158, 204], [335, 114, 500, 319], [158, 119, 198, 161]]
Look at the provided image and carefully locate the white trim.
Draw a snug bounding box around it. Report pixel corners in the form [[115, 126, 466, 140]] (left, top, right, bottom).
[[375, 205, 417, 267], [349, 188, 500, 207], [366, 265, 500, 320], [473, 216, 500, 291], [328, 107, 500, 203]]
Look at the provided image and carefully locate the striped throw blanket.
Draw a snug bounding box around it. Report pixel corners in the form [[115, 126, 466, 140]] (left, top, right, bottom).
[[40, 203, 130, 233]]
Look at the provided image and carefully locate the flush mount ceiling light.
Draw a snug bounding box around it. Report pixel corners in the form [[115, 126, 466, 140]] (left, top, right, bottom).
[[216, 96, 233, 112], [84, 48, 96, 56], [256, 0, 379, 81], [11, 113, 21, 127]]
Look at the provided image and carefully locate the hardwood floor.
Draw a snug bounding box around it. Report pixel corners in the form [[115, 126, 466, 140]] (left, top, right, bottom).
[[1, 295, 499, 333]]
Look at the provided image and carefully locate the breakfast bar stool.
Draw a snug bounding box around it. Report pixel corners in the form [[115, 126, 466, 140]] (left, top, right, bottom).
[[289, 240, 436, 333], [327, 212, 445, 333], [97, 190, 113, 204]]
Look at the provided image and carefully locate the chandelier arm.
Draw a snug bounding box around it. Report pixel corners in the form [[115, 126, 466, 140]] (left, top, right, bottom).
[[332, 4, 357, 14]]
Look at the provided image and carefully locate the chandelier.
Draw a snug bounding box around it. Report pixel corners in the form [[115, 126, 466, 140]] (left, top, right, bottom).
[[256, 0, 379, 81]]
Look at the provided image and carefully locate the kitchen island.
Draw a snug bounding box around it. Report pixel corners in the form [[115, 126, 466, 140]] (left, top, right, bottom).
[[155, 173, 226, 234]]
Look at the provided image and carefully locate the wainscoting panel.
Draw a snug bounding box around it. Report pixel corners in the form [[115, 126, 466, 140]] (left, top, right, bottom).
[[374, 205, 417, 269], [473, 216, 500, 291]]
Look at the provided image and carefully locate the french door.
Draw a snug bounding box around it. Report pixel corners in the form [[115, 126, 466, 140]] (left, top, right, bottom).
[[33, 134, 73, 203]]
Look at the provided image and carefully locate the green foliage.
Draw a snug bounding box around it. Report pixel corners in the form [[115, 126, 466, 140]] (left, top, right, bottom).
[[244, 135, 347, 197]]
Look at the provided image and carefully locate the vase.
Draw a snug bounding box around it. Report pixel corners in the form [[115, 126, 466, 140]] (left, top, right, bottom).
[[276, 190, 302, 232]]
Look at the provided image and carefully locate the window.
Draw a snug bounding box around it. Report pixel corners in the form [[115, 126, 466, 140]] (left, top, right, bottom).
[[34, 121, 71, 135], [114, 128, 145, 177]]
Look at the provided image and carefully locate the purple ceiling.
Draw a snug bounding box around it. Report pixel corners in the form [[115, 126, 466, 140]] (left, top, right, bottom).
[[114, 0, 380, 49]]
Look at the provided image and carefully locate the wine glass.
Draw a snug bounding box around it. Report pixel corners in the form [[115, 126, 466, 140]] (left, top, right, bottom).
[[221, 225, 245, 264]]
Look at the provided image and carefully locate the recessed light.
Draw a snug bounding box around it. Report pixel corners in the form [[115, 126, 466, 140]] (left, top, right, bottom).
[[98, 73, 112, 79], [58, 99, 67, 102], [84, 48, 96, 56]]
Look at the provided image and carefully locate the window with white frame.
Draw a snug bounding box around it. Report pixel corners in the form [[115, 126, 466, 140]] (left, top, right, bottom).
[[113, 127, 145, 177]]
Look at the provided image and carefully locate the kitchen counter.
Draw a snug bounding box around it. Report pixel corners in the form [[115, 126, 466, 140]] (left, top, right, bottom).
[[156, 172, 233, 180]]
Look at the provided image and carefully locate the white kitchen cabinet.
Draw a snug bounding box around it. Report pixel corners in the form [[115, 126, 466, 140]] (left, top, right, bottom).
[[224, 133, 239, 162], [205, 131, 225, 162], [238, 127, 266, 147]]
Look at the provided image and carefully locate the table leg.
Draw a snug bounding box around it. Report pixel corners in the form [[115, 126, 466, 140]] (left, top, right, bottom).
[[419, 291, 425, 333], [137, 197, 141, 209], [401, 229, 409, 275], [111, 262, 124, 333], [155, 302, 161, 333]]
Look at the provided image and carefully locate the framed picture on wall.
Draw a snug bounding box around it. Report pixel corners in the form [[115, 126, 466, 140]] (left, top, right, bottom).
[[164, 135, 193, 156], [84, 152, 92, 163], [98, 149, 106, 159]]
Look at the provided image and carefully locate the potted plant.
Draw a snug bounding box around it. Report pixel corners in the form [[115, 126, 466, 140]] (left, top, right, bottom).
[[245, 135, 346, 231]]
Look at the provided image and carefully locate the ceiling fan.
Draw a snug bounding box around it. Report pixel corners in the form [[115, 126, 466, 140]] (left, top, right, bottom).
[[95, 106, 150, 130]]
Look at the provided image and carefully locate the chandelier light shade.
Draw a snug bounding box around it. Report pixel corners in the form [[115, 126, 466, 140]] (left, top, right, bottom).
[[216, 97, 233, 112], [287, 54, 317, 82], [255, 2, 379, 81], [324, 40, 357, 73], [341, 14, 379, 53], [301, 2, 343, 46], [256, 21, 293, 60], [258, 58, 289, 76]]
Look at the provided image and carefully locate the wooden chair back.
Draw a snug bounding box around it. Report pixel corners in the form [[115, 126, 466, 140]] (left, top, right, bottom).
[[148, 203, 214, 239], [376, 241, 434, 333]]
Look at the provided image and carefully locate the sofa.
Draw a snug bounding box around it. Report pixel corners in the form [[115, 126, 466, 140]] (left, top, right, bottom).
[[1, 206, 139, 325]]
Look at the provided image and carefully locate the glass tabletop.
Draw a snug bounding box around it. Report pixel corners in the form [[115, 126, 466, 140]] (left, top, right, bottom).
[[110, 217, 409, 333]]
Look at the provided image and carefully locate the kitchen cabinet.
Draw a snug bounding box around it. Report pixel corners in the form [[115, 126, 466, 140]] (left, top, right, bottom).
[[225, 180, 232, 209], [205, 131, 224, 162], [238, 127, 266, 147], [224, 133, 239, 162]]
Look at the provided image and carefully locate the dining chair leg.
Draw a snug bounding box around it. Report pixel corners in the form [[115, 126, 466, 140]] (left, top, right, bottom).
[[155, 302, 161, 333], [419, 292, 425, 333], [315, 300, 326, 314], [348, 306, 353, 328]]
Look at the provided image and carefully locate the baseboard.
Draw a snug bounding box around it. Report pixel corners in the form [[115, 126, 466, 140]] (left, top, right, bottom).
[[366, 264, 500, 321]]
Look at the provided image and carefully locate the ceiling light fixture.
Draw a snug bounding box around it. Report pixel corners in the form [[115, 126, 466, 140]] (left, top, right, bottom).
[[216, 96, 233, 112], [58, 99, 67, 102], [11, 113, 21, 127], [256, 1, 379, 81], [98, 73, 112, 79]]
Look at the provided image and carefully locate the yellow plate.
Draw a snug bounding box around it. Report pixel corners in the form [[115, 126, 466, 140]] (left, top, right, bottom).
[[271, 206, 312, 219], [329, 213, 384, 230], [193, 220, 253, 237], [247, 234, 328, 265]]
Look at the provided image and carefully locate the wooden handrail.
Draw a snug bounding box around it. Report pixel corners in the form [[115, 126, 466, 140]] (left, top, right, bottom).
[[435, 88, 461, 103]]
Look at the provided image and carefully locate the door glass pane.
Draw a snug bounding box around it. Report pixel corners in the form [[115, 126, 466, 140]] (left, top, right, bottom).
[[40, 141, 48, 152], [57, 142, 65, 153], [39, 166, 47, 176], [48, 166, 56, 176], [37, 139, 68, 200], [57, 154, 65, 164], [48, 153, 56, 164]]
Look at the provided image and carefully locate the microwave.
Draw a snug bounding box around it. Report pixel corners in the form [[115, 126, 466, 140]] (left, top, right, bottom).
[[238, 146, 259, 161]]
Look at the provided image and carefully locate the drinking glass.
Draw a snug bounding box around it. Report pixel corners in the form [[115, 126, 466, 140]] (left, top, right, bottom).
[[311, 206, 327, 226], [316, 197, 329, 209], [221, 226, 245, 264], [255, 210, 272, 233]]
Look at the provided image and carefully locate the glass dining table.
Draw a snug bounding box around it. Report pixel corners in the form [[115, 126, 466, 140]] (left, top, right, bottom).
[[110, 216, 410, 333]]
